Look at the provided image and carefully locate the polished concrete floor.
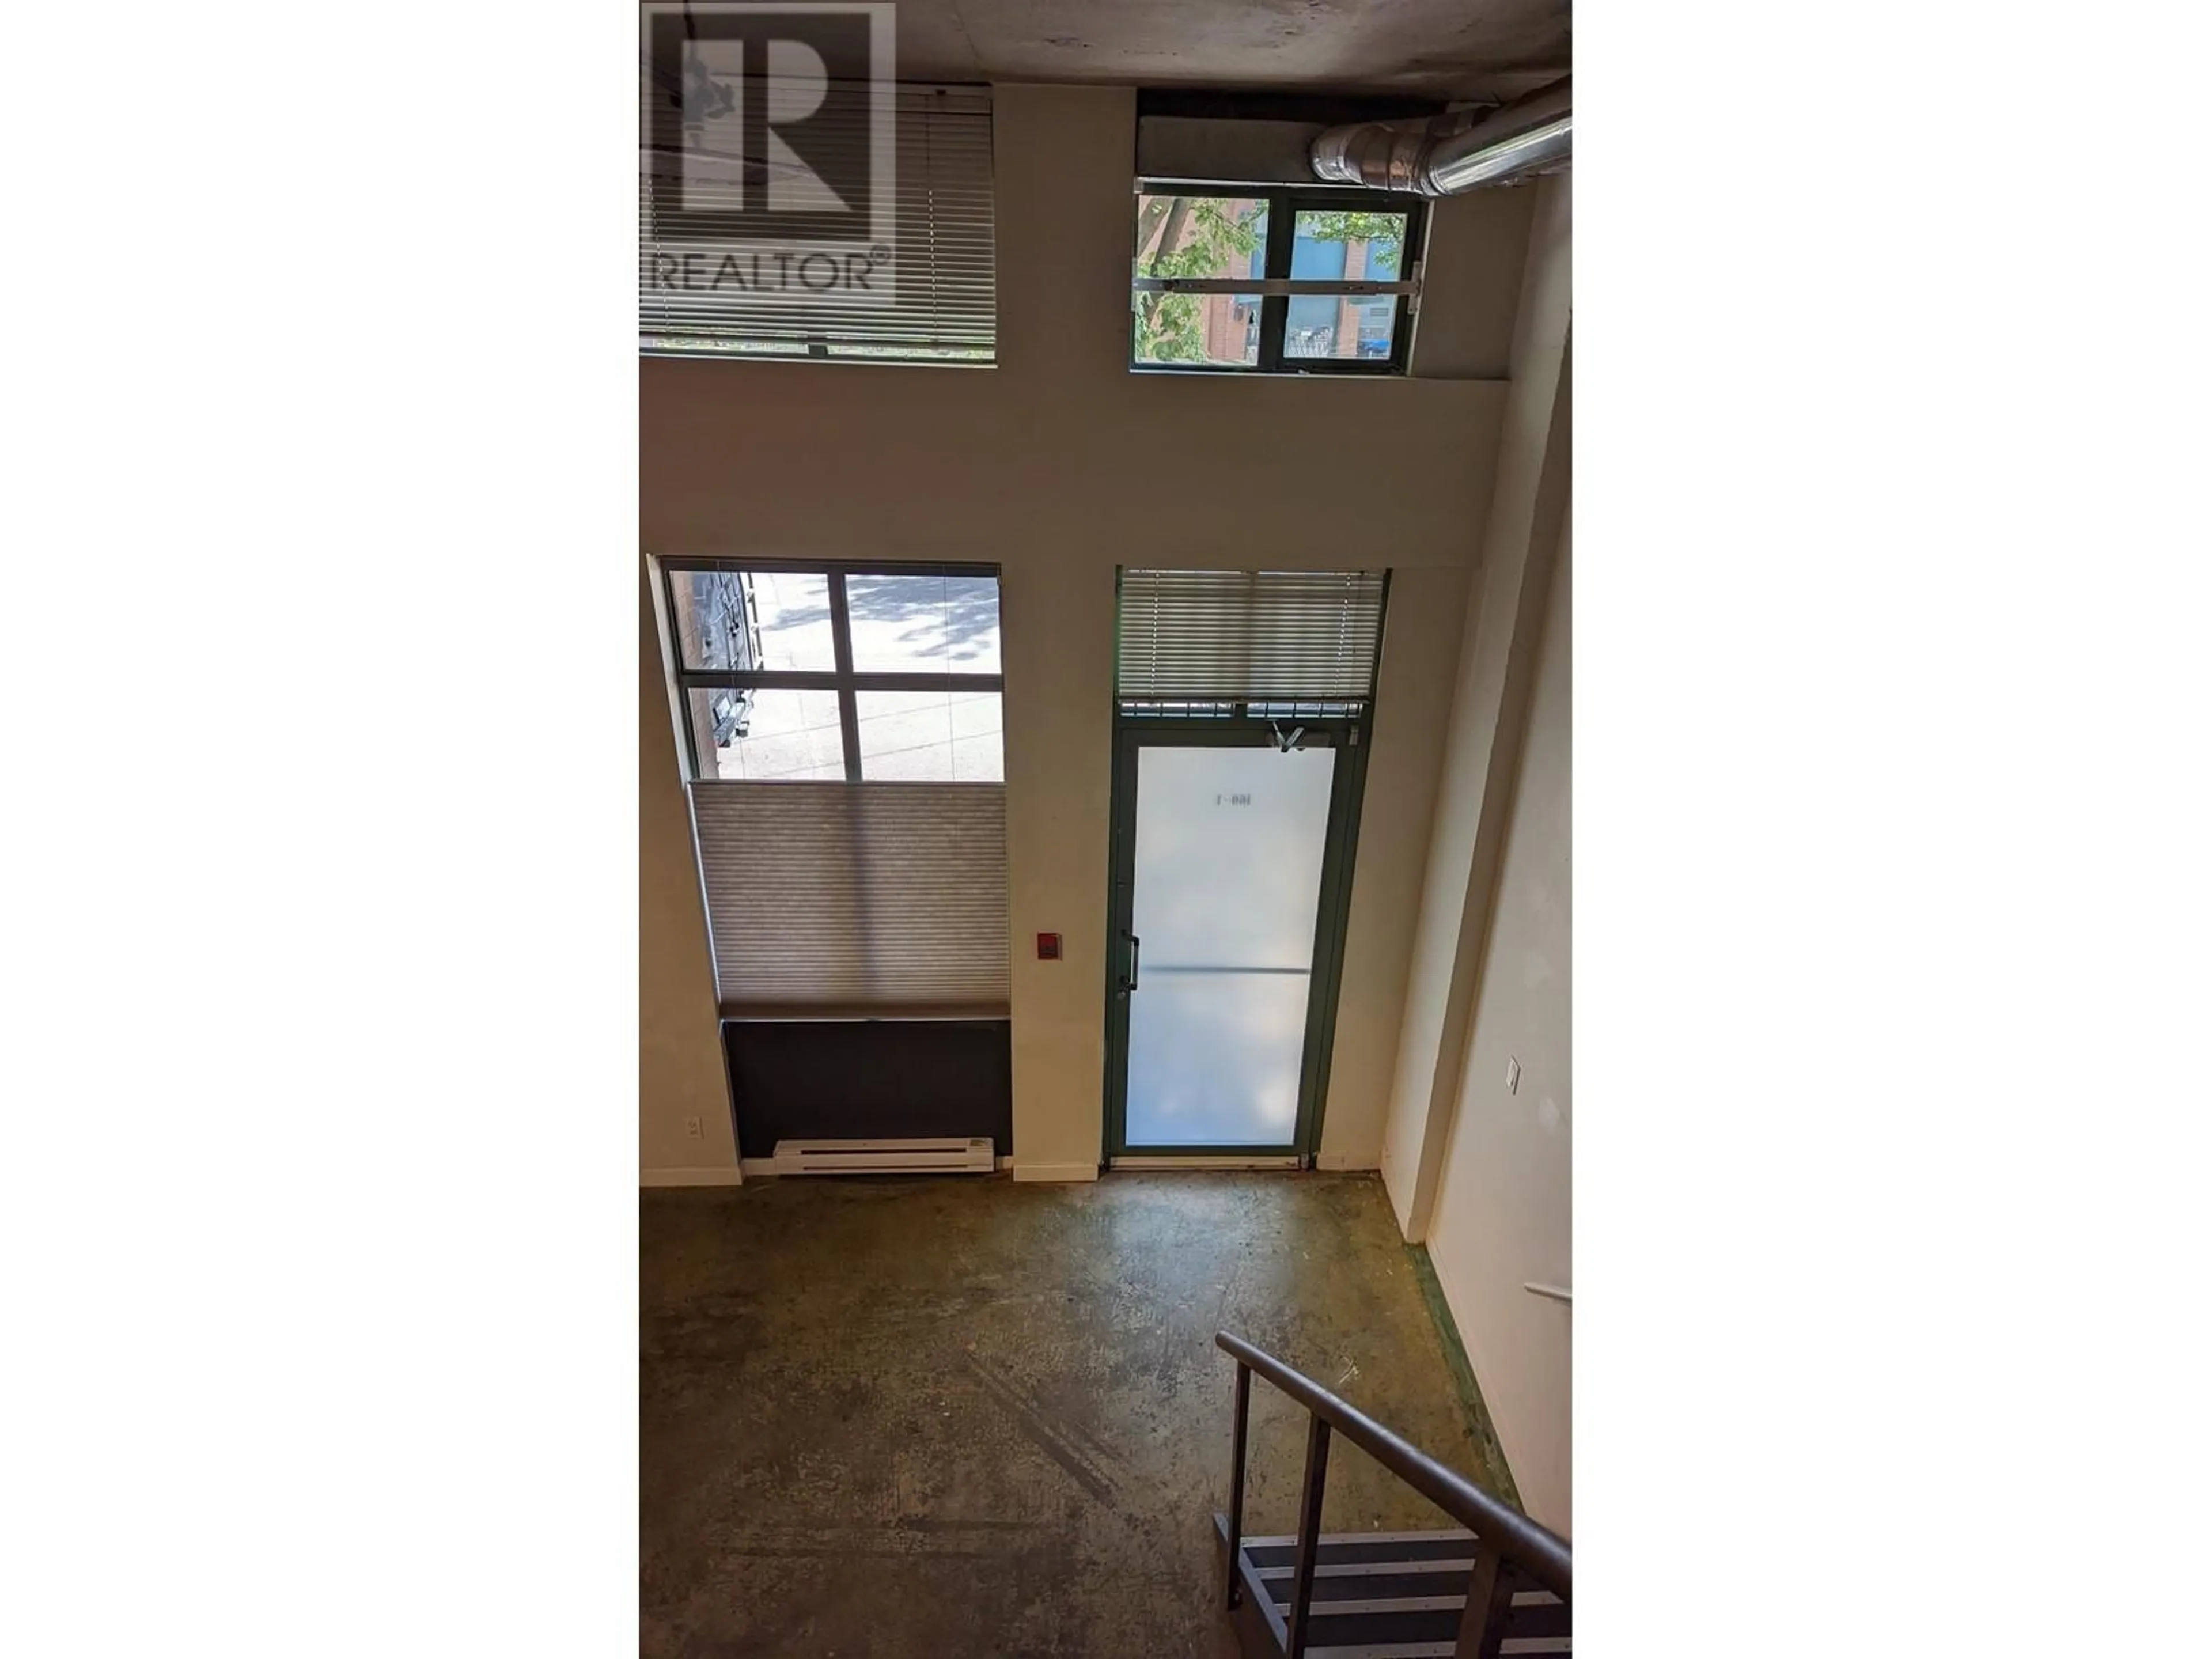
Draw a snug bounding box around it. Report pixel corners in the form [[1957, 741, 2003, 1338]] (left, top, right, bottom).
[[642, 1173, 1507, 1658]]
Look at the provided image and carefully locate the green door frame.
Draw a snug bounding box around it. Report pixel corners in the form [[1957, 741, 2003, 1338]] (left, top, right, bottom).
[[1102, 714, 1374, 1161]]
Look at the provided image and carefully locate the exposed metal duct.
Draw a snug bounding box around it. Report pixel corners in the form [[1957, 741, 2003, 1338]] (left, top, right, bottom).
[[1310, 77, 1571, 196]]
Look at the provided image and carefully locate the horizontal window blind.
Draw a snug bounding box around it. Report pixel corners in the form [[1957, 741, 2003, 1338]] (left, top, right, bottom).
[[691, 781, 1009, 1011], [1116, 570, 1389, 700], [641, 85, 996, 361]]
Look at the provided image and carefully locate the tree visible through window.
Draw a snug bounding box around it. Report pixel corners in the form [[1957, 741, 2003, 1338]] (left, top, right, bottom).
[[1131, 188, 1423, 374], [1134, 195, 1267, 365]]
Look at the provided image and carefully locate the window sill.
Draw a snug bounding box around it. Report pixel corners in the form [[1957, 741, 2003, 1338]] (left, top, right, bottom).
[[1128, 362, 1408, 379], [642, 348, 997, 369], [721, 1003, 1012, 1022]]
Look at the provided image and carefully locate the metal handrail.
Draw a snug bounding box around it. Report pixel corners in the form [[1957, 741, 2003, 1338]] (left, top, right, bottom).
[[1215, 1330, 1571, 1656]]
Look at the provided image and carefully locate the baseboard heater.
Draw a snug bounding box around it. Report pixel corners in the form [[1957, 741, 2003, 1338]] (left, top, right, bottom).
[[724, 1019, 1011, 1159], [771, 1137, 996, 1176]]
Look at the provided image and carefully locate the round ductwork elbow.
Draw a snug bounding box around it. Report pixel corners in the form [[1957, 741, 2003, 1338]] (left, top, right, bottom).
[[1311, 77, 1571, 196]]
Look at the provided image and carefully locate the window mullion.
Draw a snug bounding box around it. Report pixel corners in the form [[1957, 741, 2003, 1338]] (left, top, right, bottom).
[[1392, 198, 1426, 374], [827, 571, 863, 781], [662, 564, 710, 781], [1257, 188, 1293, 373]]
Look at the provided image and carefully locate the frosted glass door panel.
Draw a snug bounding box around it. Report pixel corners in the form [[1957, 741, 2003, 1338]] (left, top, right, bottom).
[[1126, 744, 1336, 1145]]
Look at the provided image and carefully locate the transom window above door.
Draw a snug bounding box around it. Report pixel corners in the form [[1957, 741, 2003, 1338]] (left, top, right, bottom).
[[1130, 187, 1426, 376], [1115, 568, 1390, 715]]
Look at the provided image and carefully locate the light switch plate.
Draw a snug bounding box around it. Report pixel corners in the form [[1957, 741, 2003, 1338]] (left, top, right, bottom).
[[1505, 1056, 1521, 1094]]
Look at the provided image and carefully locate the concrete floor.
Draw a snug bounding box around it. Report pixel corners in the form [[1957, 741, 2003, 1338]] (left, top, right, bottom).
[[642, 1173, 1507, 1658]]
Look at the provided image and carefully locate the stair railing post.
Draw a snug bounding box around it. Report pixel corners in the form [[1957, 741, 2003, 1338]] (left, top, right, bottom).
[[1284, 1414, 1332, 1659], [1224, 1361, 1251, 1609], [1452, 1543, 1515, 1659]]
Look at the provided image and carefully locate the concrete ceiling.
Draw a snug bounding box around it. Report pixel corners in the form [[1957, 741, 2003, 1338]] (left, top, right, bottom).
[[873, 1, 1569, 103]]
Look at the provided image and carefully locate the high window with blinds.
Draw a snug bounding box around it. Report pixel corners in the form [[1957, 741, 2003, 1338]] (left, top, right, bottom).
[[1115, 569, 1391, 715], [660, 559, 1009, 1013], [640, 79, 997, 363]]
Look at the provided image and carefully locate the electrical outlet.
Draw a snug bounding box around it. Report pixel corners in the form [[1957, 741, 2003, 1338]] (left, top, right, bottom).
[[685, 1115, 703, 1139], [1505, 1057, 1521, 1095]]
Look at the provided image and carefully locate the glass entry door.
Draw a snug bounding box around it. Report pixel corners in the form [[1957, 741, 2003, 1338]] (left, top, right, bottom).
[[1106, 722, 1365, 1156]]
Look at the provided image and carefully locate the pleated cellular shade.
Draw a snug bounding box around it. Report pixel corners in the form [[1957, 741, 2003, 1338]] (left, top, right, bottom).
[[690, 781, 1010, 1012], [641, 85, 996, 360], [1115, 570, 1389, 700]]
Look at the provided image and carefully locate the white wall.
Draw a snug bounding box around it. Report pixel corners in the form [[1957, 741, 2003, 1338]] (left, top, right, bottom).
[[1425, 514, 1572, 1536], [639, 84, 1533, 1179]]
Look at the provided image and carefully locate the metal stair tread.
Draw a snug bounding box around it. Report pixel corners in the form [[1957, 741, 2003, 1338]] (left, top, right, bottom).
[[1261, 1569, 1478, 1604], [1238, 1529, 1483, 1569], [1302, 1645, 1569, 1659], [1206, 1337, 1569, 1659], [1211, 1514, 1570, 1657]]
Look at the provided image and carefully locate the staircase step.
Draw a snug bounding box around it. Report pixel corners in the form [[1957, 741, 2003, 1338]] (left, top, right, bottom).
[[1260, 1566, 1479, 1603], [1291, 1601, 1571, 1656], [1291, 1601, 1467, 1649], [1221, 1520, 1569, 1658], [1240, 1529, 1479, 1569], [1500, 1593, 1571, 1640], [1215, 1515, 1569, 1658], [1262, 1574, 1565, 1628]]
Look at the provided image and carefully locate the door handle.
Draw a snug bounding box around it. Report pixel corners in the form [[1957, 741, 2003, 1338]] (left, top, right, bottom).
[[1126, 933, 1141, 992]]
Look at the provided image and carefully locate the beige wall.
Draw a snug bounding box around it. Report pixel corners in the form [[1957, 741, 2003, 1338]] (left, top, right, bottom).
[[1380, 174, 1571, 1232], [999, 558, 1117, 1177], [1315, 566, 1467, 1167], [1360, 173, 1570, 1525], [639, 84, 1531, 1179], [639, 572, 744, 1181], [1426, 513, 1571, 1536]]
